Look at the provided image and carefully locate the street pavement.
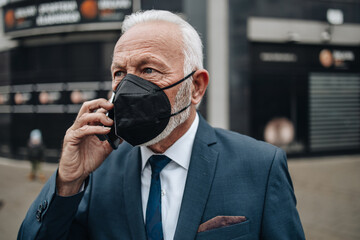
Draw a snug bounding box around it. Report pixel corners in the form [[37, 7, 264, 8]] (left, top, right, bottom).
[[288, 154, 360, 240], [0, 154, 359, 240]]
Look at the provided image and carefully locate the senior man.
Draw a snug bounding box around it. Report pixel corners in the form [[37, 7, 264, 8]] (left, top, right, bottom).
[[18, 10, 305, 240]]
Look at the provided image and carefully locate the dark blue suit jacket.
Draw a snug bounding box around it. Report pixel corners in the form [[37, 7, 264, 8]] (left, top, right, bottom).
[[18, 115, 305, 239]]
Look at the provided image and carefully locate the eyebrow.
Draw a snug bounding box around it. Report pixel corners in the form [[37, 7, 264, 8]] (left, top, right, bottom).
[[110, 62, 123, 73], [111, 55, 170, 73]]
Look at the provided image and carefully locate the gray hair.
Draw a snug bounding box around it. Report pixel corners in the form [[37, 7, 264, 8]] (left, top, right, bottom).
[[121, 10, 204, 75]]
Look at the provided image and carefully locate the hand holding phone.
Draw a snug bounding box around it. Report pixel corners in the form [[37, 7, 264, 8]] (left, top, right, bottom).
[[96, 93, 122, 149], [59, 98, 114, 196]]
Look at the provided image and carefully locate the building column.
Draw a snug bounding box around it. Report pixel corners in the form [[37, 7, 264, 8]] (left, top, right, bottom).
[[132, 0, 141, 12], [207, 0, 229, 129]]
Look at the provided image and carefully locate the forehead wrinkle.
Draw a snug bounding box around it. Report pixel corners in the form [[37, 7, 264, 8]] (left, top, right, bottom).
[[113, 46, 176, 72], [117, 38, 178, 58], [112, 51, 172, 72]]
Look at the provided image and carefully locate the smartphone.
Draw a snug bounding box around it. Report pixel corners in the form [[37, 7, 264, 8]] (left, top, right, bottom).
[[96, 93, 121, 149]]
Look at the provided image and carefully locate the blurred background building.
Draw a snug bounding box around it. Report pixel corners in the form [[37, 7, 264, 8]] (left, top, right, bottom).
[[0, 0, 359, 162]]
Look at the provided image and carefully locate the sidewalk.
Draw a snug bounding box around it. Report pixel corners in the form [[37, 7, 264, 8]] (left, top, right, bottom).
[[0, 155, 359, 240], [0, 157, 57, 240], [288, 155, 360, 240]]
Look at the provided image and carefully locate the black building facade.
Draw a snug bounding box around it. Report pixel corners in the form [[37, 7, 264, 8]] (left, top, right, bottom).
[[228, 0, 360, 156], [0, 0, 359, 161], [0, 0, 206, 161]]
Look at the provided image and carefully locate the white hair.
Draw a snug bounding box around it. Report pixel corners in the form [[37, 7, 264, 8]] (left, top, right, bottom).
[[121, 10, 204, 75]]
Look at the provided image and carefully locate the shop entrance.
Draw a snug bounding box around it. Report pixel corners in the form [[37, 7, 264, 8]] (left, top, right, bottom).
[[250, 42, 360, 155]]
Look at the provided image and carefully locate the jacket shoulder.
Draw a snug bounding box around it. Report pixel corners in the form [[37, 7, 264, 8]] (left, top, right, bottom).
[[212, 128, 284, 163]]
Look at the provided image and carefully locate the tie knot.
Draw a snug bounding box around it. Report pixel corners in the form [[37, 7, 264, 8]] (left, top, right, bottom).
[[148, 155, 171, 176]]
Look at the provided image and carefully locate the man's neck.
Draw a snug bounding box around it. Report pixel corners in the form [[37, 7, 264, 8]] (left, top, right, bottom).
[[148, 109, 196, 154]]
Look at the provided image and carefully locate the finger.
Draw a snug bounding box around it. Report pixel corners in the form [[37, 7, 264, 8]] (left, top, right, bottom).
[[73, 112, 113, 129], [96, 108, 108, 114], [77, 98, 113, 118], [72, 125, 111, 139]]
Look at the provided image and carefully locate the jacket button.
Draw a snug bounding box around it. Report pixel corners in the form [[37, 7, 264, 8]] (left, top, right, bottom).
[[42, 200, 48, 210], [36, 210, 42, 222]]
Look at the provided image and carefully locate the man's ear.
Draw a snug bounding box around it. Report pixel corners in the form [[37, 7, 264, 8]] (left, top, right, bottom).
[[191, 69, 209, 105]]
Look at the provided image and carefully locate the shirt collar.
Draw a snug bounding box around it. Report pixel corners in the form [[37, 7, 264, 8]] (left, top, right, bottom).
[[140, 113, 199, 172]]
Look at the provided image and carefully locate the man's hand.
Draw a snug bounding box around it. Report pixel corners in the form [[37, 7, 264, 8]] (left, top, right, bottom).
[[57, 98, 117, 196]]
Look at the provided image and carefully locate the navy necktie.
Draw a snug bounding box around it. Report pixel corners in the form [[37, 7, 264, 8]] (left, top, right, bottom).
[[146, 155, 171, 240]]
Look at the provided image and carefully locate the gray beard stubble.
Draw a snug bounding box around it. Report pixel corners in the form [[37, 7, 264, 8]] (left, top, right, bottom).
[[141, 79, 192, 147]]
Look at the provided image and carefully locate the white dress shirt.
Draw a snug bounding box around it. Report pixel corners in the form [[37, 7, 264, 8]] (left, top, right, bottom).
[[140, 113, 199, 240]]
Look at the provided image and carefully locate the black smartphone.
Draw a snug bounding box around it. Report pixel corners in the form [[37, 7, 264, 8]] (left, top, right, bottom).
[[96, 93, 121, 149]]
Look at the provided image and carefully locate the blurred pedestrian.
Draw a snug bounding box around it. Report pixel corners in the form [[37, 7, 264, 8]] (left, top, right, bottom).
[[27, 129, 45, 182]]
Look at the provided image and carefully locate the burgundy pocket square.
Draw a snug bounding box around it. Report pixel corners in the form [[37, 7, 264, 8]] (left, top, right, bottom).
[[197, 216, 247, 233]]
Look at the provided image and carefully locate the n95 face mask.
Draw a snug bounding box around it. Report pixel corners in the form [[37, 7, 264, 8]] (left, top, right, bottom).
[[112, 71, 194, 146]]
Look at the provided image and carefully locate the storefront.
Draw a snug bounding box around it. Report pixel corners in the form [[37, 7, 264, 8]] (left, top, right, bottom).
[[0, 0, 205, 161], [1, 0, 359, 160], [250, 42, 359, 155], [224, 0, 360, 156], [0, 0, 132, 160]]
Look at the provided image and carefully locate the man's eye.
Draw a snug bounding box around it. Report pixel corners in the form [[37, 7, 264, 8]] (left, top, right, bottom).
[[144, 68, 154, 74], [114, 71, 125, 78]]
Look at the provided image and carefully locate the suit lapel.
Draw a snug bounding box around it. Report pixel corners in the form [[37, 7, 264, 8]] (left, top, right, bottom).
[[123, 147, 147, 240], [174, 115, 219, 240]]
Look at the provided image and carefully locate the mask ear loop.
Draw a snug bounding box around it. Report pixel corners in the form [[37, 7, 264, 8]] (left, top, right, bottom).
[[159, 71, 196, 91], [169, 102, 191, 117], [165, 71, 196, 118]]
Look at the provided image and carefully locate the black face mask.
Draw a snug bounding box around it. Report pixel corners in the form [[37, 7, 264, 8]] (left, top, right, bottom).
[[112, 71, 195, 146]]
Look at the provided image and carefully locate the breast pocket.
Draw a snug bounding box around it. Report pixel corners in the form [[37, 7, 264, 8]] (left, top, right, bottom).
[[195, 220, 250, 240]]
